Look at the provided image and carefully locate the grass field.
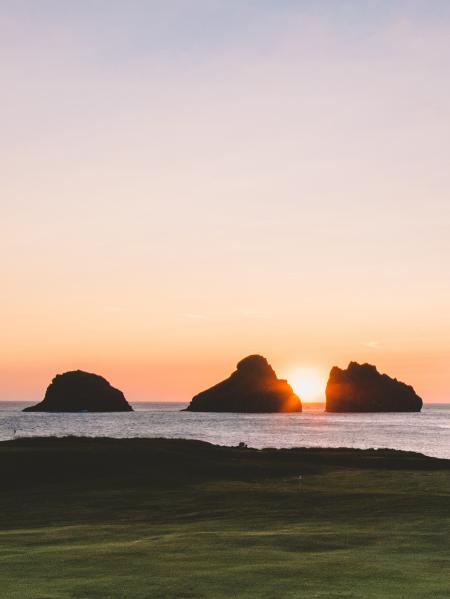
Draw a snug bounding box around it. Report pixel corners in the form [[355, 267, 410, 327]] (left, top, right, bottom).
[[0, 437, 449, 598]]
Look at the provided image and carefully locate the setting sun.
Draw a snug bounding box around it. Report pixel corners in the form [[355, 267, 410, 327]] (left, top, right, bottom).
[[285, 367, 327, 403]]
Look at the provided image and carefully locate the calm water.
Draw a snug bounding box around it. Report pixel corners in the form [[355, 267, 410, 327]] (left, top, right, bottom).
[[0, 401, 449, 459]]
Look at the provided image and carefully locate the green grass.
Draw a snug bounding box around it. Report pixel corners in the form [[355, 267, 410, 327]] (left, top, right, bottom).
[[0, 438, 449, 598]]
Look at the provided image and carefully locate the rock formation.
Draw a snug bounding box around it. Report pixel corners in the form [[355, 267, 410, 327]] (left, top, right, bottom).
[[23, 370, 133, 412], [186, 355, 302, 412], [325, 362, 422, 412]]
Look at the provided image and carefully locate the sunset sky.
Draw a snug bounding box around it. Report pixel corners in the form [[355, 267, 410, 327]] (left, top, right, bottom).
[[1, 1, 450, 403]]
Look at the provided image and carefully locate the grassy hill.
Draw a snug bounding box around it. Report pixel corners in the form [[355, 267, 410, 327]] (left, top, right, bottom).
[[1, 437, 449, 598]]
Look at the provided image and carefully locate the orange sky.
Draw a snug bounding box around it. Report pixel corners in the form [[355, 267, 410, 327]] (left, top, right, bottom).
[[1, 2, 450, 403]]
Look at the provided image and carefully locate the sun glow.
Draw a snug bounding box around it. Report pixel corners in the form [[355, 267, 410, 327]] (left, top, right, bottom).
[[286, 367, 327, 403]]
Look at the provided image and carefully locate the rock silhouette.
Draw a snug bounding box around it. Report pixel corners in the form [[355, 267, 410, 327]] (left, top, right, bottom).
[[23, 370, 133, 412], [326, 362, 422, 412], [186, 355, 302, 412]]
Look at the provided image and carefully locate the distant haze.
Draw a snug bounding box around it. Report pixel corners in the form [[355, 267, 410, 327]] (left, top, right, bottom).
[[1, 1, 449, 402]]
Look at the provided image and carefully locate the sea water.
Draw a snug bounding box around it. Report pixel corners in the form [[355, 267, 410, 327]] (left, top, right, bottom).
[[1, 401, 449, 459]]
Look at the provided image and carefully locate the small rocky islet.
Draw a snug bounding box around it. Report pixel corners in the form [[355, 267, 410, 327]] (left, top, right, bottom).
[[22, 358, 423, 414], [23, 370, 133, 413], [325, 362, 423, 412], [185, 354, 302, 413]]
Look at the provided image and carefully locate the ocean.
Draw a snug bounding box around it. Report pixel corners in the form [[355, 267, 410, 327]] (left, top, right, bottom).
[[1, 401, 449, 459]]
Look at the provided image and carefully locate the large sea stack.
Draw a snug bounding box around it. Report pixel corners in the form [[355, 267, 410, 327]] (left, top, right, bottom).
[[326, 362, 422, 412], [23, 370, 133, 412], [186, 355, 302, 413]]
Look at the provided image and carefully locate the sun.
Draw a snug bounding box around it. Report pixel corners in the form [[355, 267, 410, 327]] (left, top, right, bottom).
[[285, 367, 327, 403]]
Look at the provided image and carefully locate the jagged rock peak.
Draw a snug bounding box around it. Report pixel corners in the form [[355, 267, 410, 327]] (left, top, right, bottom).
[[185, 355, 302, 413], [326, 362, 422, 412]]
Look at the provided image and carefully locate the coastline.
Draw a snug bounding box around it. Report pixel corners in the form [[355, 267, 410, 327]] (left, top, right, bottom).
[[1, 402, 449, 459], [2, 434, 450, 462]]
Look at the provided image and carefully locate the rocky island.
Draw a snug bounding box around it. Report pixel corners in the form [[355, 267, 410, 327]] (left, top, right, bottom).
[[185, 354, 302, 412], [326, 362, 423, 412], [23, 370, 133, 412]]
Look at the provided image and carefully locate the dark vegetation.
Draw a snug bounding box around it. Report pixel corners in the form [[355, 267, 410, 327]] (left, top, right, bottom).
[[1, 437, 449, 598]]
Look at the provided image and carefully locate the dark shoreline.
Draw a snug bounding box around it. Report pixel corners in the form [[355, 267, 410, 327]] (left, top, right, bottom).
[[2, 436, 449, 486]]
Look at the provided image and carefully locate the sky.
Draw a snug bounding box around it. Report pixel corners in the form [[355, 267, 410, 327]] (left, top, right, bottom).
[[1, 1, 450, 402]]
